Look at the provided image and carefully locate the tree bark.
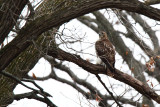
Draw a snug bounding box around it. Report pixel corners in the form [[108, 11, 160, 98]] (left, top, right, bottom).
[[1, 0, 160, 74], [0, 0, 160, 106], [0, 0, 28, 44]]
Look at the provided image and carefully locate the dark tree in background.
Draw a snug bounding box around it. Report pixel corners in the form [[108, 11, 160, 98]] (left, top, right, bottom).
[[1, 0, 160, 106]]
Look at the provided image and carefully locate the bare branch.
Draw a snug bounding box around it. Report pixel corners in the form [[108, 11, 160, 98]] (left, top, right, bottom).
[[0, 70, 52, 100], [1, 0, 160, 74], [27, 62, 141, 106], [128, 12, 159, 53], [145, 0, 160, 5], [77, 16, 99, 33], [95, 74, 122, 107], [14, 91, 57, 107], [47, 47, 160, 104], [116, 10, 154, 57]]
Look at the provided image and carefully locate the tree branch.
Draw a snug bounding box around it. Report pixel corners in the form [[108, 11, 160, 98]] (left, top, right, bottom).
[[95, 74, 122, 107], [1, 0, 160, 73], [127, 12, 159, 52], [145, 0, 160, 5], [14, 91, 57, 107], [27, 62, 140, 106], [53, 61, 141, 106], [47, 47, 160, 104], [117, 11, 154, 57], [0, 70, 52, 100], [77, 16, 99, 33]]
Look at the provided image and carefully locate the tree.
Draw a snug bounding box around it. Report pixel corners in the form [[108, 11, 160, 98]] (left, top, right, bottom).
[[0, 0, 160, 106]]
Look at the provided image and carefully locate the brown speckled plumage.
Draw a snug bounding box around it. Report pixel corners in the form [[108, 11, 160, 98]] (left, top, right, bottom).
[[95, 31, 115, 72]]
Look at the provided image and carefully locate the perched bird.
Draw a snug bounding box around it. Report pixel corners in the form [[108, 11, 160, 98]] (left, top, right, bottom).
[[95, 31, 115, 72]]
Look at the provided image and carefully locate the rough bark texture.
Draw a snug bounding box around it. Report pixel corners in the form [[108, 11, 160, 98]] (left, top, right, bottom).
[[145, 0, 160, 5], [0, 36, 42, 105], [1, 0, 160, 73], [0, 0, 28, 44]]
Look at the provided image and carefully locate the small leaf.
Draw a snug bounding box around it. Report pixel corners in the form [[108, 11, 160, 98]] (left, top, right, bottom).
[[142, 104, 149, 107], [150, 57, 155, 65], [151, 82, 153, 87], [125, 51, 128, 55], [115, 21, 120, 25], [131, 67, 134, 72], [32, 73, 37, 79], [95, 94, 102, 102], [146, 57, 156, 72], [146, 62, 151, 71]]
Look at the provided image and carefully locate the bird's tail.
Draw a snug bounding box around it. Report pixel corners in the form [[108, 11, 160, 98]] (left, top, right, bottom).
[[105, 61, 115, 73]]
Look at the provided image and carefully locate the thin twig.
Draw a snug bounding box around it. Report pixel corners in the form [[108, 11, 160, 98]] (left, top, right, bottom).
[[14, 91, 57, 107], [95, 74, 122, 107], [1, 70, 37, 91], [0, 70, 51, 98]]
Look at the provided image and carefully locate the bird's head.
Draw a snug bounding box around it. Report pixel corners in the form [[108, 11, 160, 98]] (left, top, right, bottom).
[[99, 31, 108, 39]]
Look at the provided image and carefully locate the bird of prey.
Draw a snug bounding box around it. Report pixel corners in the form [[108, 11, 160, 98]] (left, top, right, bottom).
[[95, 31, 115, 72]]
